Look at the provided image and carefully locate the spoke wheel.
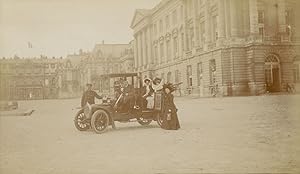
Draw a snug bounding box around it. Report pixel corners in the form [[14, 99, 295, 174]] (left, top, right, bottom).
[[91, 110, 109, 134], [74, 109, 90, 131]]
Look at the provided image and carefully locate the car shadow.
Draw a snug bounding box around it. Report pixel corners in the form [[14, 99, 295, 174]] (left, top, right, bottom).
[[107, 124, 161, 134]]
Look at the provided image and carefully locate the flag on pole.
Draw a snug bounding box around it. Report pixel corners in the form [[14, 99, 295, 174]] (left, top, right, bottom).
[[28, 42, 33, 48]]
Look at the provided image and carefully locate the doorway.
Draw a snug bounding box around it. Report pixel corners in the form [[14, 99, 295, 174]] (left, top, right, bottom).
[[265, 55, 281, 92]]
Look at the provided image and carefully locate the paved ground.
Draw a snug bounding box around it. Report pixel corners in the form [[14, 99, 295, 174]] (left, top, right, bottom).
[[0, 94, 300, 174]]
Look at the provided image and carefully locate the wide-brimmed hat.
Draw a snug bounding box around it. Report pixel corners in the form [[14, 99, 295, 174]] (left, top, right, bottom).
[[86, 83, 92, 87], [163, 83, 175, 92], [144, 78, 151, 83]]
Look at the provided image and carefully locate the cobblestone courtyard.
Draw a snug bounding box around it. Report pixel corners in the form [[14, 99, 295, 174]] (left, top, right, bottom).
[[1, 94, 300, 173]]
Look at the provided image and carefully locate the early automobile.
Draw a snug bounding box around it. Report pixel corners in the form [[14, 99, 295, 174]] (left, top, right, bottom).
[[74, 73, 164, 134]]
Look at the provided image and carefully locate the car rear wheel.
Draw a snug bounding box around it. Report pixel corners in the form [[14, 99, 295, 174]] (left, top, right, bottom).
[[74, 109, 90, 131], [91, 110, 109, 134], [137, 117, 152, 126], [156, 112, 164, 127]]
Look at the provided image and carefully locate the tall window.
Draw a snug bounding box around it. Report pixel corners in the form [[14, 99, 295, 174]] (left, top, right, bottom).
[[154, 23, 157, 36], [160, 42, 164, 62], [187, 65, 192, 87], [212, 16, 218, 41], [166, 15, 170, 29], [197, 62, 203, 86], [154, 45, 158, 64], [209, 59, 216, 84], [180, 5, 184, 22], [166, 40, 171, 62], [161, 73, 165, 81], [173, 37, 178, 57], [181, 33, 185, 51], [258, 11, 264, 24], [159, 19, 163, 33], [200, 21, 205, 44], [259, 27, 264, 38], [175, 70, 180, 83], [167, 72, 172, 83], [172, 9, 177, 25]]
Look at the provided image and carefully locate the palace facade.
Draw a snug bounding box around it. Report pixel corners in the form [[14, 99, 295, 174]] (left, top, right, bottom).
[[131, 0, 300, 96]]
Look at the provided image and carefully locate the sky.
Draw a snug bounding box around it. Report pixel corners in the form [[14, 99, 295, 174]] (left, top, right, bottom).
[[0, 0, 160, 58]]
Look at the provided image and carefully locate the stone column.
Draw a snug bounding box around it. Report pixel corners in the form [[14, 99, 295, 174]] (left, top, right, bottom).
[[134, 35, 138, 70], [224, 0, 231, 37], [143, 28, 148, 66], [139, 31, 144, 67], [193, 0, 199, 47], [218, 0, 226, 39], [147, 25, 153, 65], [205, 0, 211, 43], [230, 0, 238, 37], [249, 0, 259, 35]]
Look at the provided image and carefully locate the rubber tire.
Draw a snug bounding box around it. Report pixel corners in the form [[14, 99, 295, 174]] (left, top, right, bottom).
[[137, 117, 152, 126], [74, 109, 90, 131], [91, 110, 109, 134]]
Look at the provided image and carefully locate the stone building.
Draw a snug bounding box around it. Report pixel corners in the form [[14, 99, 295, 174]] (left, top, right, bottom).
[[83, 43, 129, 93], [120, 40, 134, 73], [0, 56, 63, 100], [131, 0, 300, 96]]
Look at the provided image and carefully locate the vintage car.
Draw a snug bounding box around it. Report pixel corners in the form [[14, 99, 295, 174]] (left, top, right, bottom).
[[0, 100, 18, 111], [74, 73, 164, 134]]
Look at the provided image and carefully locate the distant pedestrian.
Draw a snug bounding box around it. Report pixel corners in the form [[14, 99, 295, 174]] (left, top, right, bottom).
[[161, 83, 180, 130]]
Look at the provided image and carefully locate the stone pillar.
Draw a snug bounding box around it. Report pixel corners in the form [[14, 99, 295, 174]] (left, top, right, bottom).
[[143, 28, 148, 66], [147, 26, 153, 65], [230, 0, 239, 37], [205, 0, 211, 43], [218, 0, 226, 39], [224, 0, 231, 38], [134, 35, 138, 70], [139, 32, 144, 67], [193, 0, 199, 47], [249, 0, 259, 35]]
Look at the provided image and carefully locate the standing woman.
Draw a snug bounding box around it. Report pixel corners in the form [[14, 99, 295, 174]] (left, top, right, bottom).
[[161, 83, 180, 130]]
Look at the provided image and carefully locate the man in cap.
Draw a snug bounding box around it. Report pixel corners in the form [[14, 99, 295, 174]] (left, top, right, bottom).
[[81, 83, 102, 107]]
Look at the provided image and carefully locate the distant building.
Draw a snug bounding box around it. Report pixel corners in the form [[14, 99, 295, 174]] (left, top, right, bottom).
[[0, 56, 63, 100], [120, 40, 134, 73], [131, 0, 300, 96]]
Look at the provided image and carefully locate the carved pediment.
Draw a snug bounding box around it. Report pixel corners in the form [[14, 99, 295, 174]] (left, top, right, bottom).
[[130, 9, 151, 28]]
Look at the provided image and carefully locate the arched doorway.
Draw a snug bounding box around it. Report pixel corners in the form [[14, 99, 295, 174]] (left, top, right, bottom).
[[265, 54, 281, 92]]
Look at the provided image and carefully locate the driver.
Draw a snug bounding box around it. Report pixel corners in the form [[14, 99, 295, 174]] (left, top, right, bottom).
[[118, 79, 134, 113]]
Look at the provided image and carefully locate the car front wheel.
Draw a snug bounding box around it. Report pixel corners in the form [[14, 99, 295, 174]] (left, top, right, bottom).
[[91, 110, 109, 134]]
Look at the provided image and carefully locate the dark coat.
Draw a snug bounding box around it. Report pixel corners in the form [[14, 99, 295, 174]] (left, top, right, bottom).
[[161, 93, 180, 130], [81, 90, 102, 107]]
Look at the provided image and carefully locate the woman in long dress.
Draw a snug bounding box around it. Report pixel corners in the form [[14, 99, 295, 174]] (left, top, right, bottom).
[[161, 83, 180, 130]]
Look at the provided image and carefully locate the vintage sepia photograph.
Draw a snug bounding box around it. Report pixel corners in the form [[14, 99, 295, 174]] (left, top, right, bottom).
[[0, 0, 300, 173]]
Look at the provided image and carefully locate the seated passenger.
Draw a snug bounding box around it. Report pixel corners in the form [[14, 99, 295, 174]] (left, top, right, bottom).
[[141, 78, 154, 109], [152, 77, 164, 92]]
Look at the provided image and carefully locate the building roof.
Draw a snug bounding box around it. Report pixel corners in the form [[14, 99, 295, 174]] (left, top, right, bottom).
[[92, 44, 129, 58]]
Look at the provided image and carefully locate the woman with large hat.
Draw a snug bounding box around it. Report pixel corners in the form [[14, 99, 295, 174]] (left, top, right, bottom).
[[141, 78, 154, 109], [160, 83, 180, 130]]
